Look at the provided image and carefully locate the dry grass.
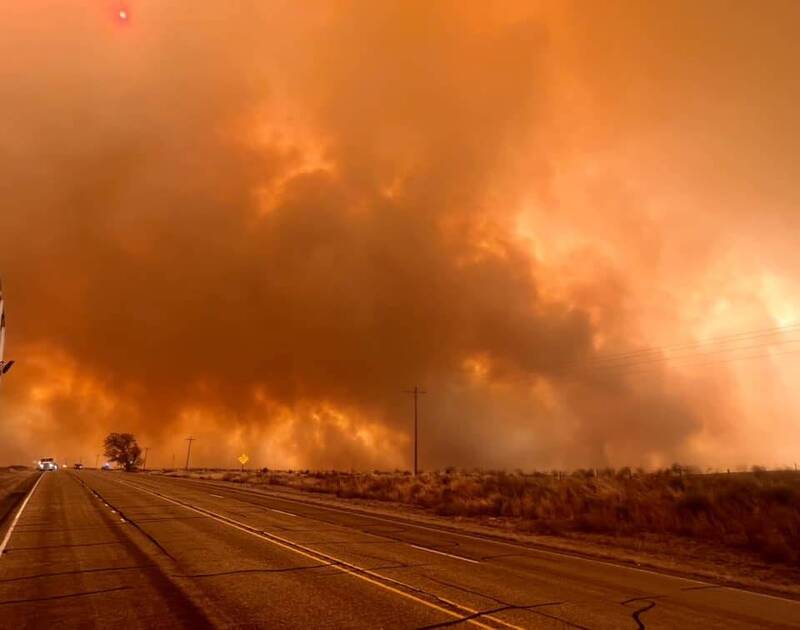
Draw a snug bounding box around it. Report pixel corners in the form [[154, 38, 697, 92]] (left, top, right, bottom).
[[162, 466, 800, 566]]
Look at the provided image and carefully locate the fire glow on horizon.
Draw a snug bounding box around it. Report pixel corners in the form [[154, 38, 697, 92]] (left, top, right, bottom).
[[0, 1, 799, 470]]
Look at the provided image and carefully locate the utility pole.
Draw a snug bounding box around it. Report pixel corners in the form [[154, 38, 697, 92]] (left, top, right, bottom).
[[171, 453, 175, 470], [404, 386, 426, 475], [142, 447, 150, 471], [95, 454, 99, 469], [185, 437, 196, 471]]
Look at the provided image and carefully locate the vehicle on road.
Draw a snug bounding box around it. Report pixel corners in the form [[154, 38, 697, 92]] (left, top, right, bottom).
[[37, 458, 58, 471], [73, 463, 83, 470], [101, 462, 112, 470]]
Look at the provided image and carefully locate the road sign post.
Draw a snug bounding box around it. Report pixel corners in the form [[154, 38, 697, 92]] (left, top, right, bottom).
[[238, 453, 249, 472]]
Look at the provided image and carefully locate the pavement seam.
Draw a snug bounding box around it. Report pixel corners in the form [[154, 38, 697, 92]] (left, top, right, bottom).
[[0, 585, 132, 606], [420, 574, 586, 629], [415, 601, 574, 630], [173, 564, 333, 578], [0, 564, 152, 583]]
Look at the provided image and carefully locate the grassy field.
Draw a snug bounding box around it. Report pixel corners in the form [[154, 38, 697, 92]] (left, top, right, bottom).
[[162, 466, 800, 566]]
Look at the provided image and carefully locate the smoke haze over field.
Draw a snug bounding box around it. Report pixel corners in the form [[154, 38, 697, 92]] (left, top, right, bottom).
[[1, 1, 799, 470]]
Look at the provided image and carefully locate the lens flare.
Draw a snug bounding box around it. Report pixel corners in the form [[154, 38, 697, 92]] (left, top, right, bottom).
[[119, 10, 128, 21]]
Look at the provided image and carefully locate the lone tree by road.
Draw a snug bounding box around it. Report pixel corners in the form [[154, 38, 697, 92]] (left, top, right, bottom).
[[103, 432, 142, 472]]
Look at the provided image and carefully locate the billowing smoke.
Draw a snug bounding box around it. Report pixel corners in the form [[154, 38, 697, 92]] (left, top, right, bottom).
[[1, 1, 799, 469]]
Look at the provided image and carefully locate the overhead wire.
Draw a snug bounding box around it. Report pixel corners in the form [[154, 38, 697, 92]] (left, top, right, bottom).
[[485, 321, 800, 384], [564, 321, 800, 368]]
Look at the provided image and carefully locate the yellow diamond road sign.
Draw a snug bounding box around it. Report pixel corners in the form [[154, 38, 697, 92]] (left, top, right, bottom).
[[238, 453, 249, 465]]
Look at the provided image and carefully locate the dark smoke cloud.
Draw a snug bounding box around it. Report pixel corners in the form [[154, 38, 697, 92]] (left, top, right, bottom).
[[1, 1, 798, 469]]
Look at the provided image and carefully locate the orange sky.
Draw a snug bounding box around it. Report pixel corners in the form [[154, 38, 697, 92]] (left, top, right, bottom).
[[1, 1, 799, 470]]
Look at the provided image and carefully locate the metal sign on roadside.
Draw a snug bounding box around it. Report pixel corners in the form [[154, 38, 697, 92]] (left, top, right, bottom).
[[238, 453, 249, 469]]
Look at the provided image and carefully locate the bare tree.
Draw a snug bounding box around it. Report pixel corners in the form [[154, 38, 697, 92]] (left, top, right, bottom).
[[103, 433, 143, 472]]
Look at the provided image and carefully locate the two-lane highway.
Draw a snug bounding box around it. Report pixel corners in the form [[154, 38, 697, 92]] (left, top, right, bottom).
[[1, 471, 798, 629]]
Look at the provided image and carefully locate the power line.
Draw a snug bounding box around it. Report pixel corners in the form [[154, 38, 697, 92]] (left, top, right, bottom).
[[489, 323, 800, 385], [566, 321, 800, 369], [591, 345, 800, 380], [562, 336, 800, 376]]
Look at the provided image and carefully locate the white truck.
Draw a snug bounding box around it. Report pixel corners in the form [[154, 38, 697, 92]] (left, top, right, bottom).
[[37, 458, 58, 471]]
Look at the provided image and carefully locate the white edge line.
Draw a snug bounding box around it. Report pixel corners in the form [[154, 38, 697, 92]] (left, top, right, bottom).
[[114, 478, 520, 630], [410, 544, 480, 564], [209, 494, 224, 498], [0, 473, 45, 557], [268, 508, 298, 517]]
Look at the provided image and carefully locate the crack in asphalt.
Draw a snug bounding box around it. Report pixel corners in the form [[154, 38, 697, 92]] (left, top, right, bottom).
[[69, 475, 177, 561], [630, 601, 656, 629], [479, 553, 526, 561], [420, 574, 587, 630], [415, 601, 570, 630], [5, 541, 124, 552], [622, 596, 661, 629], [0, 564, 152, 583], [173, 564, 333, 578], [293, 539, 406, 546], [328, 546, 414, 565], [314, 562, 434, 579], [0, 585, 132, 606], [368, 562, 432, 572], [12, 525, 111, 534], [422, 574, 509, 605], [279, 527, 353, 534], [130, 515, 209, 524], [361, 526, 409, 535]]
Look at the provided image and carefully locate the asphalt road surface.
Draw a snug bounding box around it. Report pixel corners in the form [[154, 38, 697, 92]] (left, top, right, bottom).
[[1, 471, 798, 629]]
